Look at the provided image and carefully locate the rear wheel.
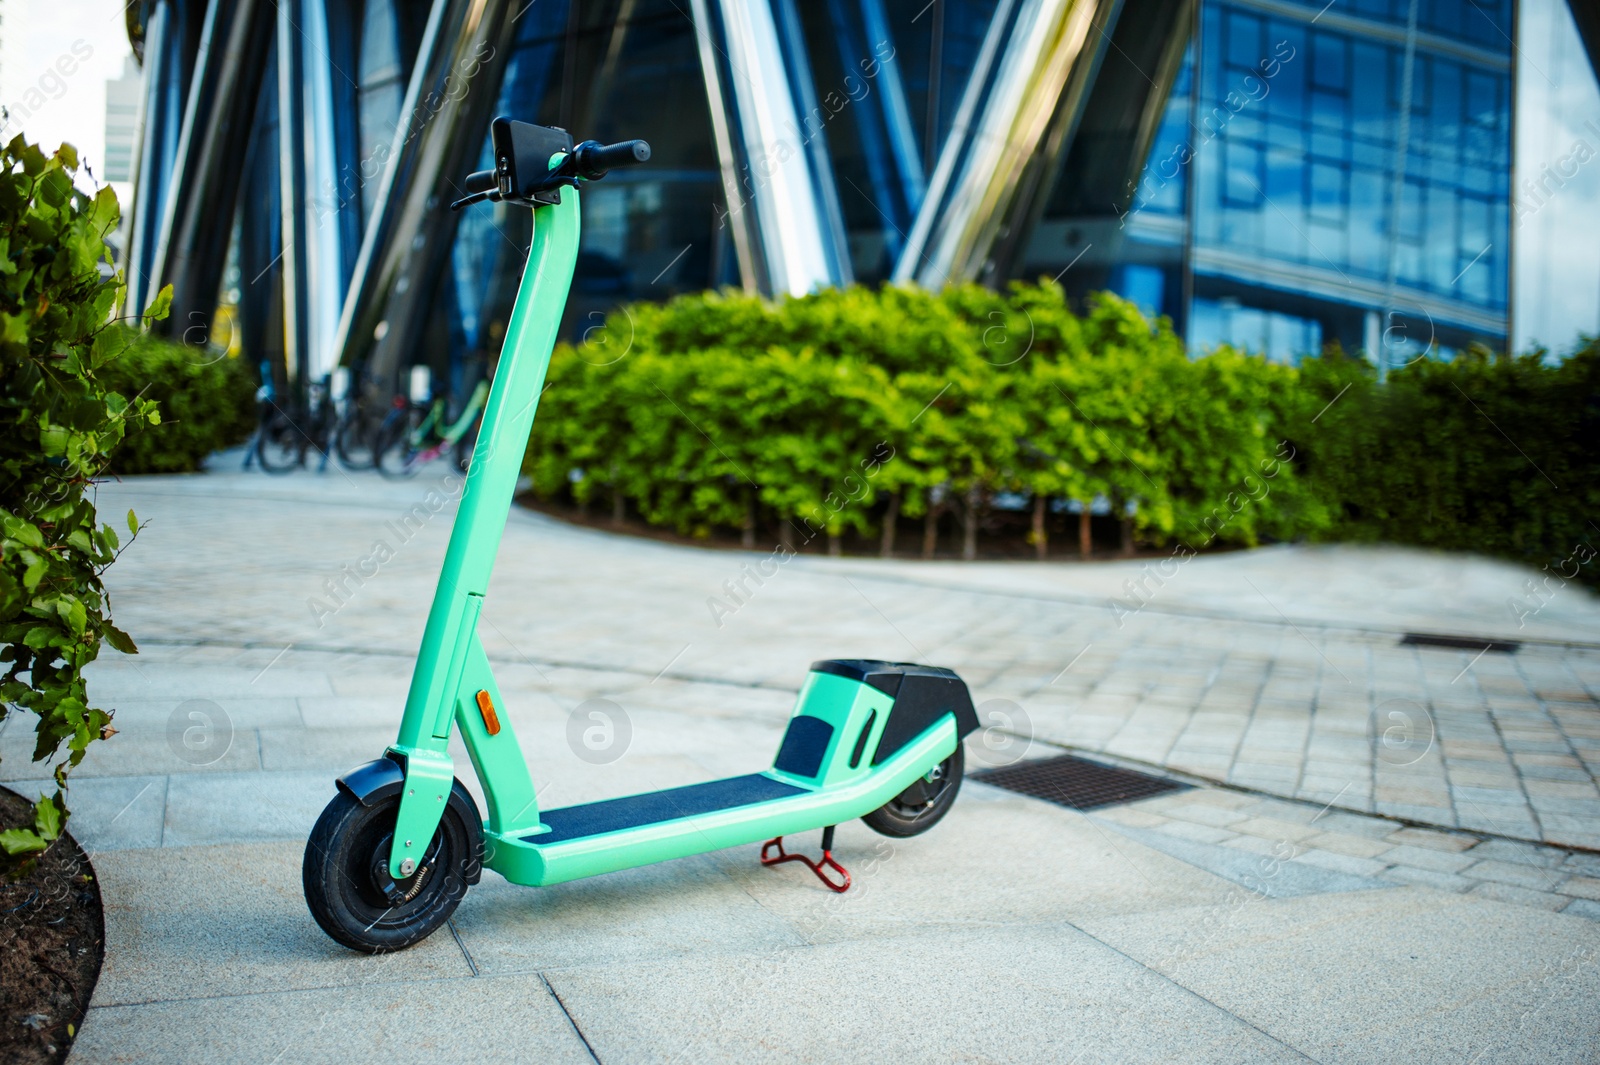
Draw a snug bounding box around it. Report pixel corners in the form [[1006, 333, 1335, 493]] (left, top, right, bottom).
[[861, 743, 964, 838], [302, 790, 475, 953], [334, 407, 378, 469], [374, 410, 421, 479]]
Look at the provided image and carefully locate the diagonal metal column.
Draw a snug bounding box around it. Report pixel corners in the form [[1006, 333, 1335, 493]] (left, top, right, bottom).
[[688, 0, 846, 296], [1566, 0, 1600, 93], [329, 0, 519, 391], [123, 0, 205, 318], [774, 0, 853, 286], [146, 0, 277, 339], [278, 0, 348, 385], [995, 0, 1192, 285], [892, 0, 1121, 287], [857, 0, 926, 215]]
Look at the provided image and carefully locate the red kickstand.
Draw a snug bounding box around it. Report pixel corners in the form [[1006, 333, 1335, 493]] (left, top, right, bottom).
[[760, 826, 851, 892]]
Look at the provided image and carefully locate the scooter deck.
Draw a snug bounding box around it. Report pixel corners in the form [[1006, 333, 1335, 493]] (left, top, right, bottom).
[[482, 712, 960, 887], [526, 773, 805, 844]]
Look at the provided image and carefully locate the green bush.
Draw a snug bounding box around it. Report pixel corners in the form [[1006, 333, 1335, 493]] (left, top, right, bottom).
[[0, 137, 169, 868], [523, 281, 1596, 583], [1293, 342, 1600, 583], [525, 282, 1323, 558], [97, 333, 255, 473]]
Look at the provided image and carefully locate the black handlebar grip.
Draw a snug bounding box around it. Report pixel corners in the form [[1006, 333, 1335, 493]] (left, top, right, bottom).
[[572, 140, 651, 179], [464, 169, 498, 193]]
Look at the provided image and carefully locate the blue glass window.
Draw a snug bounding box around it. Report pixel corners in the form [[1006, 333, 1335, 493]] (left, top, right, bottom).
[[1225, 141, 1264, 206], [1310, 161, 1347, 223]]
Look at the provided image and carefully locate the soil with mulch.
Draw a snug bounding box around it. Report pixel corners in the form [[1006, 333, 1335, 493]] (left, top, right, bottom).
[[0, 786, 104, 1065]]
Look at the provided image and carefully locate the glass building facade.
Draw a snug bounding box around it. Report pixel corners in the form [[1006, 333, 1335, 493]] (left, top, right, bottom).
[[1026, 0, 1522, 362], [119, 0, 1598, 399]]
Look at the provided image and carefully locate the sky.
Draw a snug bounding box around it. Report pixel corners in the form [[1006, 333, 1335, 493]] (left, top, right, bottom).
[[0, 0, 140, 203], [1513, 0, 1600, 354]]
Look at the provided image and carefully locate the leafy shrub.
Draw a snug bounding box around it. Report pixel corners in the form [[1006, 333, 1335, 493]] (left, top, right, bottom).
[[0, 137, 169, 868], [523, 281, 1595, 583], [97, 332, 255, 473], [525, 283, 1321, 557], [1293, 342, 1600, 584]]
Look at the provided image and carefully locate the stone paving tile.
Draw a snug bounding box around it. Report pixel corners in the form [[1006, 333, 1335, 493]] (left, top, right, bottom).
[[1312, 809, 1399, 839], [1383, 865, 1476, 893], [1564, 853, 1600, 877], [1471, 837, 1570, 866], [1153, 820, 1238, 845], [1561, 877, 1600, 901], [1305, 832, 1392, 859], [1230, 817, 1322, 843], [1463, 859, 1568, 892], [1092, 806, 1170, 830], [1293, 848, 1390, 878], [1385, 826, 1478, 852], [1377, 844, 1477, 874], [1163, 802, 1249, 829], [1565, 899, 1600, 920], [1470, 881, 1572, 911], [1112, 783, 1598, 922]]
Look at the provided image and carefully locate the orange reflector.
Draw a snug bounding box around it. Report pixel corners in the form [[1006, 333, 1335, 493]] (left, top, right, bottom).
[[475, 689, 501, 736]]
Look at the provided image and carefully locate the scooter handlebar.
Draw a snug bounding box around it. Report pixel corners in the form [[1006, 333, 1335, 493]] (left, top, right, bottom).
[[453, 124, 652, 211], [570, 139, 651, 179]]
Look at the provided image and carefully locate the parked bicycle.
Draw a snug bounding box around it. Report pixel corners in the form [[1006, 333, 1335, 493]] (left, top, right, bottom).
[[330, 367, 382, 470], [372, 377, 490, 479], [255, 373, 337, 475], [252, 366, 384, 474]]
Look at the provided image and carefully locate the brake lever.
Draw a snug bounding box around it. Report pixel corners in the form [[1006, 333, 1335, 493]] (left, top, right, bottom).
[[450, 188, 503, 212]]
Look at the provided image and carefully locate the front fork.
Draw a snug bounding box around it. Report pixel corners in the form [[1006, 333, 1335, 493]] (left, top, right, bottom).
[[387, 633, 544, 878]]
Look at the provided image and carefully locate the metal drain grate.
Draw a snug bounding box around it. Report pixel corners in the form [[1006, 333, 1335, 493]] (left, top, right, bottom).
[[1401, 632, 1521, 654], [971, 754, 1187, 811]]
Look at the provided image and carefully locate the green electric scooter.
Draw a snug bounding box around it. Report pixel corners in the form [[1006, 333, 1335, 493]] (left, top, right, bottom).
[[302, 118, 980, 953]]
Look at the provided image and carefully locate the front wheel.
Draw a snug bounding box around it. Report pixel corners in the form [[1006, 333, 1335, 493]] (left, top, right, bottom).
[[255, 409, 305, 474], [302, 790, 476, 952], [334, 408, 378, 469], [861, 742, 964, 838]]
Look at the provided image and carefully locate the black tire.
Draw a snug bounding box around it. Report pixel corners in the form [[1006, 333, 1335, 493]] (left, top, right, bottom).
[[302, 790, 475, 953], [255, 410, 305, 474], [373, 410, 421, 479], [861, 743, 964, 838], [334, 408, 378, 470]]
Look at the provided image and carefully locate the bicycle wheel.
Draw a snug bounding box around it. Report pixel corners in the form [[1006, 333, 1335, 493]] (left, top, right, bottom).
[[451, 422, 479, 473], [255, 409, 306, 474], [374, 409, 422, 479], [335, 407, 378, 470]]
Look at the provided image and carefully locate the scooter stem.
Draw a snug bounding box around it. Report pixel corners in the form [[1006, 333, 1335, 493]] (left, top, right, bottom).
[[392, 192, 578, 746]]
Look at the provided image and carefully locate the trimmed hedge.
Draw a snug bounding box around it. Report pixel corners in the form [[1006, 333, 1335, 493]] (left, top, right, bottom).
[[1295, 345, 1599, 581], [525, 284, 1318, 555], [523, 281, 1598, 581], [98, 332, 255, 474]]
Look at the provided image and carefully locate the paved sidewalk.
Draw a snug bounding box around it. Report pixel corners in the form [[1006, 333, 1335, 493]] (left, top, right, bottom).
[[43, 465, 1600, 848], [3, 467, 1597, 1062]]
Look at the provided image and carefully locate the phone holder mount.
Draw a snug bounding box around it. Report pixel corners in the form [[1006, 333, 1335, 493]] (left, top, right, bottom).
[[451, 118, 651, 211], [487, 119, 576, 207]]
